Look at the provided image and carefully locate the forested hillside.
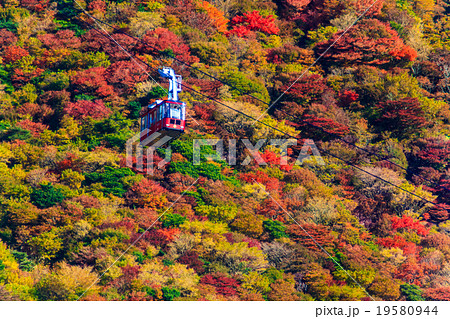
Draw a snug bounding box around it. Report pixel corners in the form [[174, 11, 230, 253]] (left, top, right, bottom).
[[0, 0, 450, 301]]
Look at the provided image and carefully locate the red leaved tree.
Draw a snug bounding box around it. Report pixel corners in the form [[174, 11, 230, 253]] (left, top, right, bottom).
[[279, 74, 328, 106], [17, 103, 54, 122], [192, 102, 217, 133], [238, 172, 283, 193], [70, 67, 115, 99], [396, 259, 424, 285], [137, 28, 199, 65], [178, 251, 205, 274], [63, 99, 112, 120], [424, 287, 450, 301], [16, 119, 49, 137], [132, 208, 160, 230], [299, 114, 350, 138], [200, 273, 239, 296], [414, 138, 450, 171], [125, 178, 167, 209], [87, 0, 106, 13], [0, 29, 17, 49], [338, 90, 359, 108], [350, 0, 385, 17], [3, 45, 29, 63], [257, 198, 286, 222], [287, 223, 335, 252], [139, 228, 180, 247], [20, 0, 49, 12], [105, 60, 149, 94], [11, 66, 44, 86], [38, 30, 81, 50], [377, 235, 418, 256], [82, 30, 137, 61], [391, 216, 429, 236], [315, 19, 417, 67], [424, 204, 450, 223], [278, 0, 345, 29], [373, 98, 428, 138], [54, 153, 84, 173], [228, 11, 280, 37]]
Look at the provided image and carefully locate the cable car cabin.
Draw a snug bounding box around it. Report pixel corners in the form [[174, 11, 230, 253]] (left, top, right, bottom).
[[139, 67, 186, 147], [140, 100, 186, 145]]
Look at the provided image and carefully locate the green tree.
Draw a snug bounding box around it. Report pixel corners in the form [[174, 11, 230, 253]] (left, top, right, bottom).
[[84, 166, 135, 197], [30, 183, 65, 209], [127, 101, 142, 119], [401, 283, 425, 301], [263, 220, 288, 239], [161, 287, 181, 301], [161, 213, 187, 228]]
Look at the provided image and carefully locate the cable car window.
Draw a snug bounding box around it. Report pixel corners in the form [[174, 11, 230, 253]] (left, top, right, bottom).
[[168, 103, 182, 120]]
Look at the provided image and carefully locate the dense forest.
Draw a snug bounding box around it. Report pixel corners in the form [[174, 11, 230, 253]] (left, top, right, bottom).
[[0, 0, 450, 301]]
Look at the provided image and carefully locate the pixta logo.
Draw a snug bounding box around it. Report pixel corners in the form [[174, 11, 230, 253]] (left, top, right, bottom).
[[193, 138, 324, 166], [126, 129, 173, 176], [126, 135, 324, 175]]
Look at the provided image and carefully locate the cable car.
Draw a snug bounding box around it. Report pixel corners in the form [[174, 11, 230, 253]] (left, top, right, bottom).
[[140, 67, 186, 146]]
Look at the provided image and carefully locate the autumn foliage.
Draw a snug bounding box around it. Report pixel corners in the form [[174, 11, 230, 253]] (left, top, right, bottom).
[[316, 19, 417, 67], [197, 1, 229, 34], [0, 0, 449, 302], [373, 98, 428, 137], [64, 100, 112, 120], [228, 11, 280, 37]]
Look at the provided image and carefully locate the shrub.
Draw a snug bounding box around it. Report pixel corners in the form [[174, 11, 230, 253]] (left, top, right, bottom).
[[161, 213, 187, 228], [228, 11, 279, 37], [27, 231, 63, 261], [125, 178, 167, 209], [30, 183, 65, 209], [230, 211, 264, 237], [372, 98, 428, 138], [161, 287, 181, 301], [190, 41, 231, 66], [0, 127, 31, 142], [84, 166, 135, 197], [200, 273, 239, 296], [35, 262, 98, 300], [64, 99, 112, 121], [195, 205, 238, 223], [60, 169, 85, 189], [401, 284, 425, 301], [221, 70, 270, 103], [168, 161, 239, 186], [126, 101, 141, 119], [263, 220, 288, 239]]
